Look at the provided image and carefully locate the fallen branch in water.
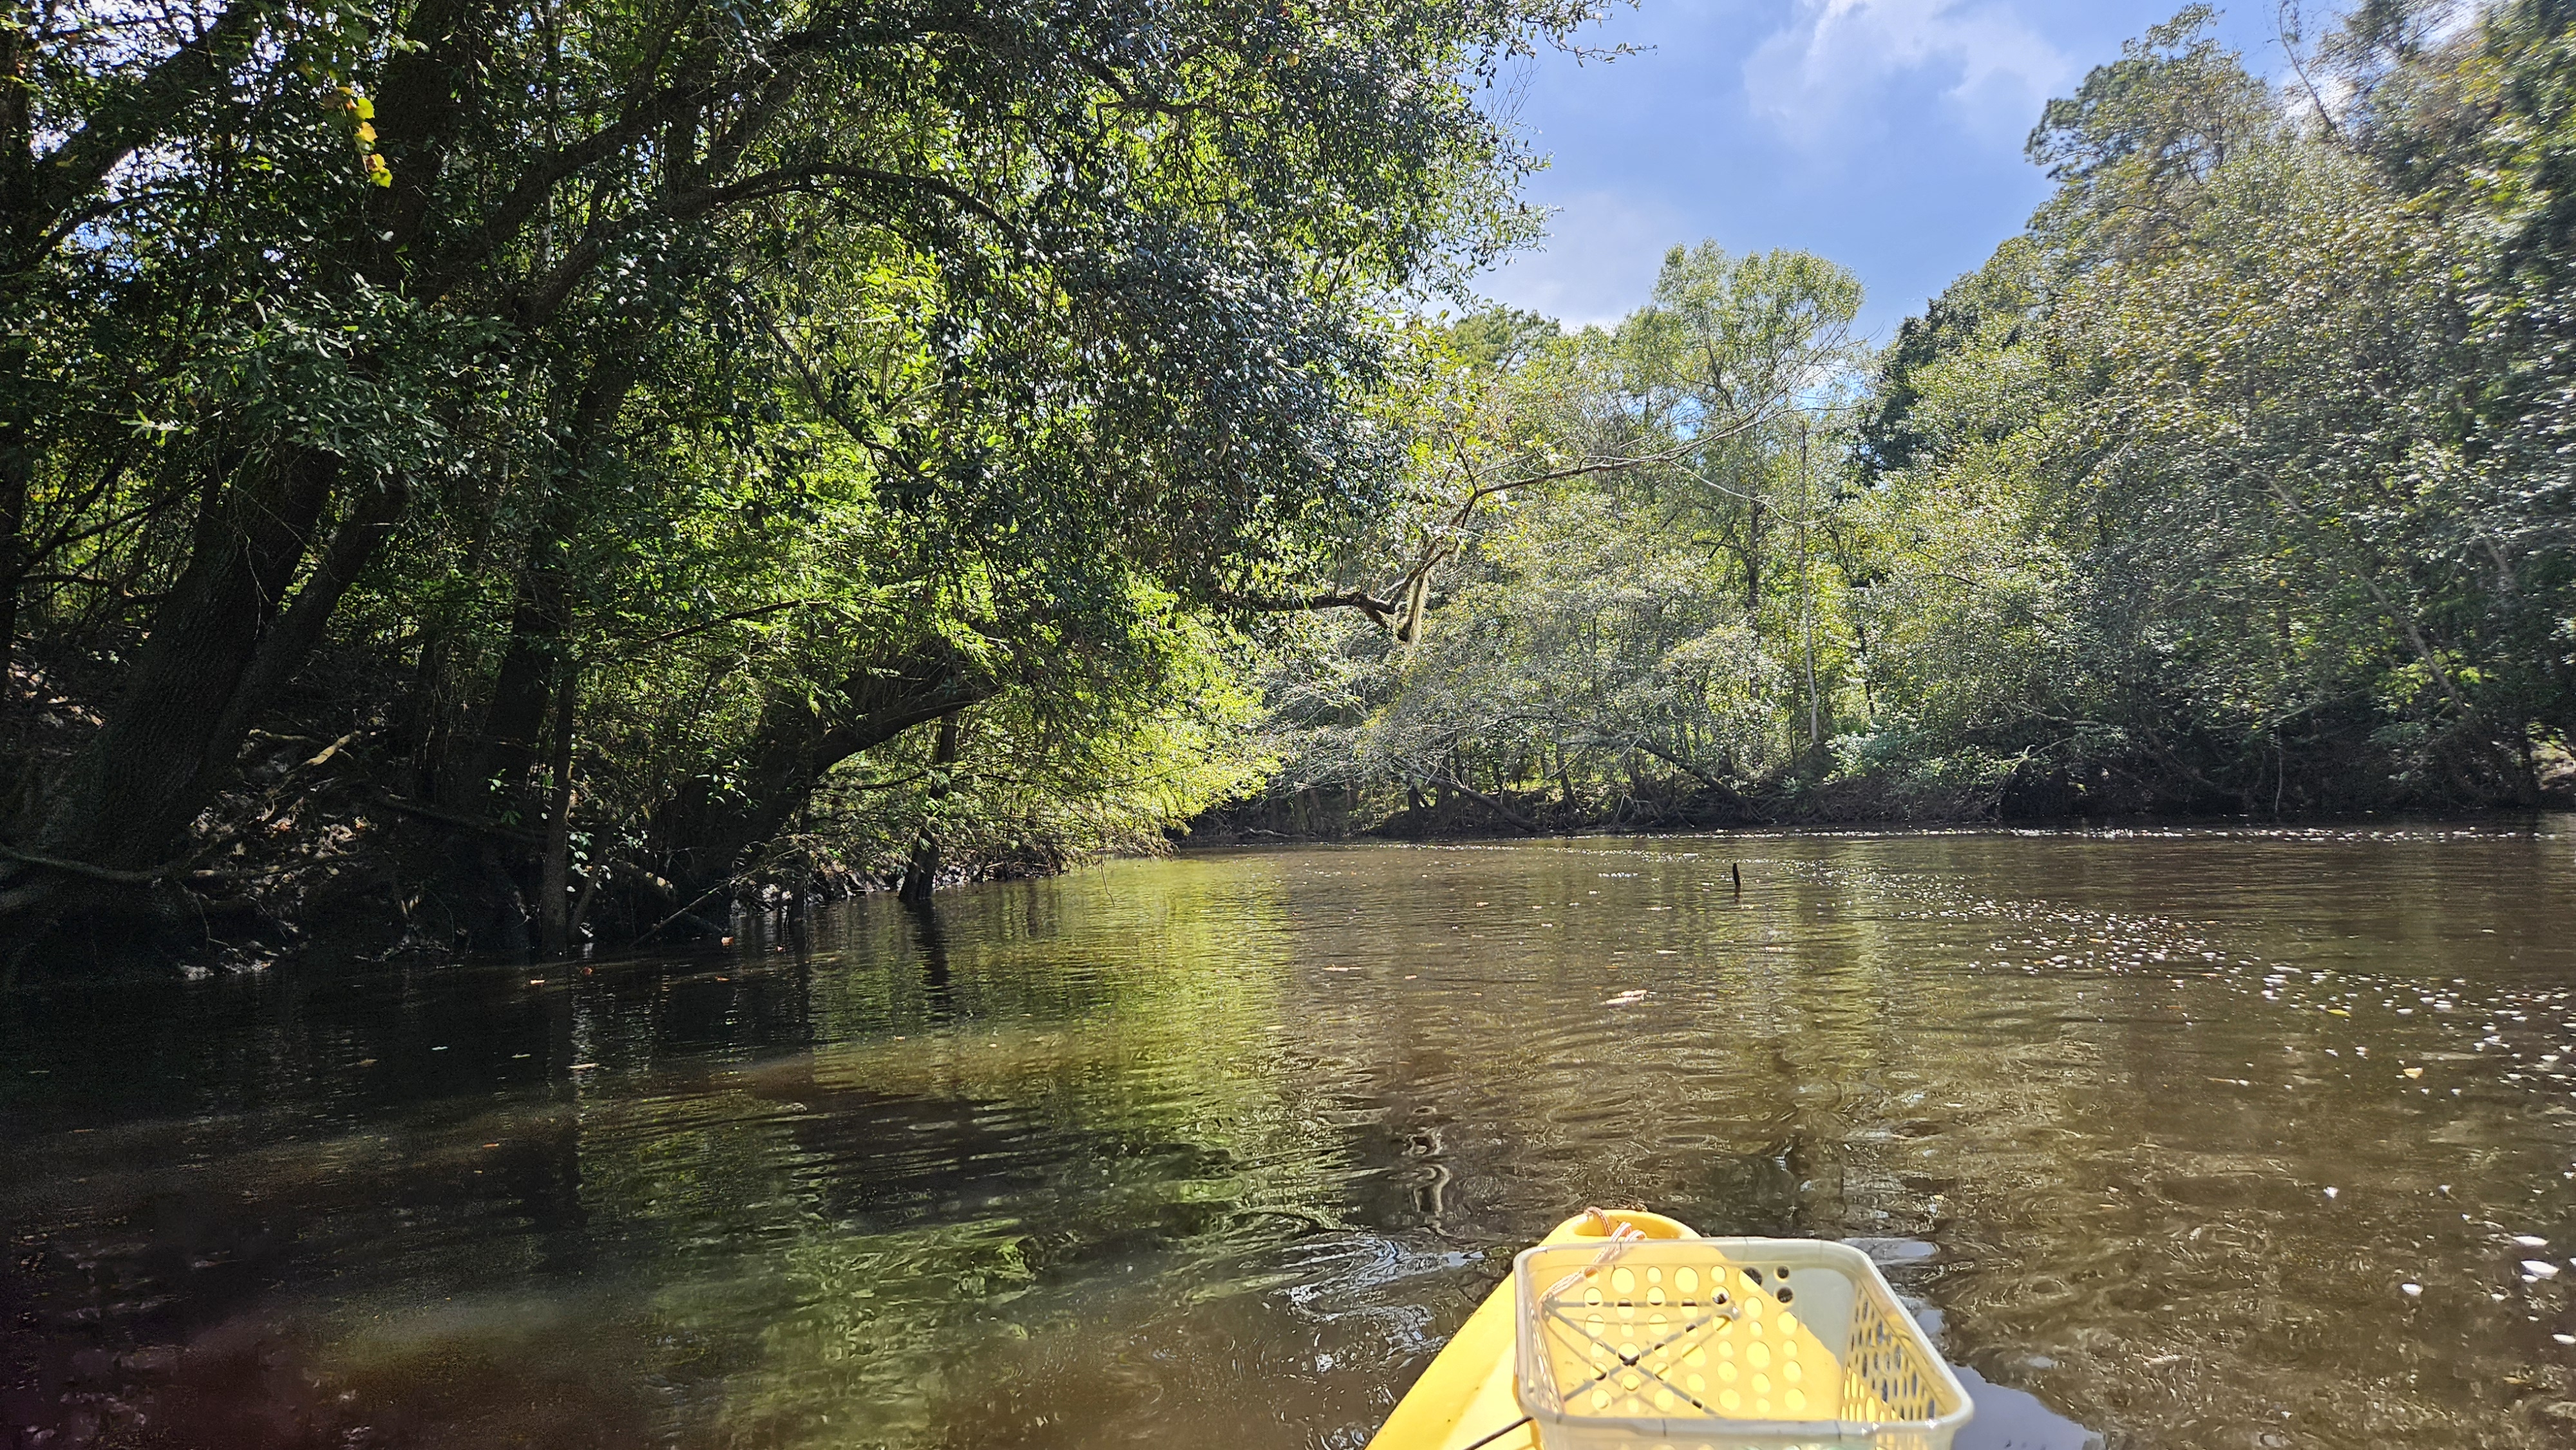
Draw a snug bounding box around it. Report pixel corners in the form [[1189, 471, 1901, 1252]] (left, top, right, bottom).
[[0, 843, 185, 885], [0, 842, 250, 885], [1429, 775, 1540, 834], [374, 794, 544, 845]]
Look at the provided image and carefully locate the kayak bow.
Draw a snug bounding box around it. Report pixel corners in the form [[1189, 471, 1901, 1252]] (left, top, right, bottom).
[[1366, 1209, 1699, 1450]]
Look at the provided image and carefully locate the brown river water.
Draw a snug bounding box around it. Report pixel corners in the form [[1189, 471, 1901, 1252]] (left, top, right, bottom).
[[6, 826, 2576, 1449]]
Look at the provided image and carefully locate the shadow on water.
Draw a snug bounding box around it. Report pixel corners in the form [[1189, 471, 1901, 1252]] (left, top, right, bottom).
[[909, 895, 954, 1022], [10, 824, 2576, 1446], [1952, 1368, 2103, 1450]]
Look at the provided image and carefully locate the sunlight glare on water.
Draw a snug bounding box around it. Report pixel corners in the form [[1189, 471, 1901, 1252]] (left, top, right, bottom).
[[7, 824, 2576, 1447]]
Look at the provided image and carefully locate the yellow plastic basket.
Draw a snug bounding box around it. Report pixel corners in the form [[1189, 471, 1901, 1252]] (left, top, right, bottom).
[[1511, 1236, 1973, 1450]]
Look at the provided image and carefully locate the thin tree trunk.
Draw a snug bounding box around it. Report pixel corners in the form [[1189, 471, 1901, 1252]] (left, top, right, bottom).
[[1800, 419, 1821, 753], [0, 9, 35, 678], [0, 422, 25, 674], [898, 712, 960, 903], [538, 659, 576, 956], [453, 362, 636, 811], [1743, 498, 1765, 613]]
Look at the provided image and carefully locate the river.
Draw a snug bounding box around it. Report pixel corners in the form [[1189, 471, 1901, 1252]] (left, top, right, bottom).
[[6, 826, 2575, 1448]]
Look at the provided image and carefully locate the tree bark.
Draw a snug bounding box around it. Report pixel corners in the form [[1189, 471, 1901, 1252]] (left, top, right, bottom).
[[538, 659, 576, 956], [417, 358, 634, 951], [0, 446, 346, 923], [209, 476, 410, 760], [898, 713, 961, 903], [0, 433, 28, 673], [451, 361, 637, 812], [1, 6, 37, 676], [657, 642, 998, 898], [359, 0, 495, 286]]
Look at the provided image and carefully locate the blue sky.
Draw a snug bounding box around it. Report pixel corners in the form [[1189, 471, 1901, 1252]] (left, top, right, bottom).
[[1477, 1, 2315, 340]]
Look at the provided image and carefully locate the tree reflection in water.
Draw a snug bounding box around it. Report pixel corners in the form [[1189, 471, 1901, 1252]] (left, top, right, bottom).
[[6, 827, 2573, 1447]]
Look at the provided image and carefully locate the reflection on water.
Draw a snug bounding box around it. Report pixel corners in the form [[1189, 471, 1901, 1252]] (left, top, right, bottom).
[[8, 825, 2576, 1448]]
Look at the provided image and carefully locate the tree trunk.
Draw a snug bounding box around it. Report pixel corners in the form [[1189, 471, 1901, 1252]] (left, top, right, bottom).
[[1741, 498, 1764, 614], [1437, 775, 1539, 833], [656, 642, 998, 899], [898, 713, 961, 903], [538, 659, 576, 956], [1, 10, 35, 676], [209, 477, 410, 761], [0, 447, 347, 925], [465, 566, 571, 803], [415, 362, 635, 950], [0, 420, 25, 677], [447, 362, 636, 813]]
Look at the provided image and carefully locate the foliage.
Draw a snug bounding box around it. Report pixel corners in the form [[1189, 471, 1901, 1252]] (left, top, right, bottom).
[[1245, 1, 2576, 832], [1253, 245, 1871, 828], [0, 0, 1610, 958]]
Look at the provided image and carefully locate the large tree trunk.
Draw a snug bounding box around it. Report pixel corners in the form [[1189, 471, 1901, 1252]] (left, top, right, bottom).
[[897, 713, 961, 903], [656, 643, 998, 901], [444, 361, 637, 814], [0, 448, 350, 925]]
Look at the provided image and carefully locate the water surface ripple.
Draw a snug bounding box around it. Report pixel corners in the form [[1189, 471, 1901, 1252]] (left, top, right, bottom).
[[7, 826, 2576, 1448]]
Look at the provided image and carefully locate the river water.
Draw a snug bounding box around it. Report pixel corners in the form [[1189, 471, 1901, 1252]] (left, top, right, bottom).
[[6, 827, 2576, 1449]]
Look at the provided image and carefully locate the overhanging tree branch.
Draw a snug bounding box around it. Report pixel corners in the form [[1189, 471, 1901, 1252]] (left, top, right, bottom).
[[28, 1, 267, 239]]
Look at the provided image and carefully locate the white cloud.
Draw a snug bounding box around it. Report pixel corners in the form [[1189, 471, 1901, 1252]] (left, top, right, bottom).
[[1479, 189, 1685, 328], [1745, 0, 2074, 149]]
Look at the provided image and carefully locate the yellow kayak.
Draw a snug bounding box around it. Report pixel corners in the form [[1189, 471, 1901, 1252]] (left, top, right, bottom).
[[1367, 1209, 1971, 1450], [1365, 1209, 1700, 1450]]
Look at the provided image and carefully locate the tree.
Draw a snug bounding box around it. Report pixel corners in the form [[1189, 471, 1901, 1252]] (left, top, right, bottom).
[[2024, 5, 2278, 268], [1246, 1, 2576, 831], [0, 0, 1612, 957], [1254, 245, 1870, 826]]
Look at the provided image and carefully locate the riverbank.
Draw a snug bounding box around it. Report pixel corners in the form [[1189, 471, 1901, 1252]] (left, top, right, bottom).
[[6, 628, 2568, 977], [1182, 766, 2576, 847]]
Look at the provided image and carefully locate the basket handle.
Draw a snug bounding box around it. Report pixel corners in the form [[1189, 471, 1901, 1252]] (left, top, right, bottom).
[[1540, 1207, 1652, 1299]]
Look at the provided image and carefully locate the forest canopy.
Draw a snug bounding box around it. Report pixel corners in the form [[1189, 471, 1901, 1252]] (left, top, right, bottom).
[[0, 0, 1603, 959], [1238, 0, 2576, 838], [8, 0, 2576, 965]]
